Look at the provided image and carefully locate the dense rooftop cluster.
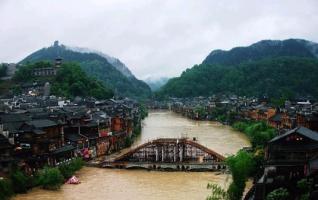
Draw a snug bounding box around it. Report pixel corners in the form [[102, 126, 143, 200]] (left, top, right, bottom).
[[165, 96, 318, 132], [0, 94, 144, 176]]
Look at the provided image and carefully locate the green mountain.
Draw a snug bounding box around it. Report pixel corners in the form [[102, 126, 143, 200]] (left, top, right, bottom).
[[20, 41, 151, 99], [159, 39, 318, 99], [203, 39, 318, 65]]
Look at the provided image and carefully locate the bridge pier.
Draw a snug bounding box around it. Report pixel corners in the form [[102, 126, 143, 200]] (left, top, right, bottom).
[[173, 146, 177, 162], [179, 145, 183, 162], [161, 146, 164, 162], [155, 146, 159, 162]]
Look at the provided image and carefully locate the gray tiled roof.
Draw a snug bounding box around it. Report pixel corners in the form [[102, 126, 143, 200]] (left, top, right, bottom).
[[270, 113, 282, 122], [269, 126, 318, 143], [26, 119, 57, 128], [0, 114, 30, 123]]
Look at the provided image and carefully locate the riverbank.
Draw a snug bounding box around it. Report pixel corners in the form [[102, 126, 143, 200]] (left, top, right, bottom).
[[0, 158, 85, 200], [165, 109, 275, 199], [13, 110, 250, 200]]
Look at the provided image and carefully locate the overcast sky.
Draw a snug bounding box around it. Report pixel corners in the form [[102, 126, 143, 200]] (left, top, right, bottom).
[[1, 0, 318, 80]]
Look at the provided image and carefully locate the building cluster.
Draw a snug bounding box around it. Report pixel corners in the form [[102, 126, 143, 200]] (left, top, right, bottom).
[[165, 96, 318, 199], [168, 96, 318, 132], [0, 95, 142, 176]]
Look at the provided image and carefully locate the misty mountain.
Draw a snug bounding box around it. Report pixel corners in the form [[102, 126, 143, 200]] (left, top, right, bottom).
[[159, 39, 318, 99], [144, 77, 170, 91], [203, 39, 318, 65], [65, 46, 135, 78], [20, 41, 151, 99]]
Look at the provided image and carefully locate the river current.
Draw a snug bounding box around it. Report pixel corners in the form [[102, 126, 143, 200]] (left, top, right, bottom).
[[14, 110, 250, 200]]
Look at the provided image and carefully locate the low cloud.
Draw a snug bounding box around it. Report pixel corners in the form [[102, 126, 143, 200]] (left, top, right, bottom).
[[0, 0, 317, 79]]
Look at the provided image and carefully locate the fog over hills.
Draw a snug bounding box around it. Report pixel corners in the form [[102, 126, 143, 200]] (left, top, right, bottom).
[[20, 41, 151, 99]]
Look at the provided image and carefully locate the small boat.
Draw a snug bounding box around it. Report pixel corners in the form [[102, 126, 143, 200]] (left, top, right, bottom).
[[66, 176, 81, 184]]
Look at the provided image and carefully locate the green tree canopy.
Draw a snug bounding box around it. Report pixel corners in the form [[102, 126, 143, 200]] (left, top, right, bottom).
[[226, 151, 255, 200], [13, 61, 114, 99], [158, 57, 318, 99]]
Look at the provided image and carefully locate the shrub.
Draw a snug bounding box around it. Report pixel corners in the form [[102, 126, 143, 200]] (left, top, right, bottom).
[[233, 121, 276, 147], [58, 164, 73, 180], [38, 167, 64, 190], [266, 188, 289, 200], [28, 173, 41, 188], [133, 124, 142, 136], [206, 183, 229, 200], [124, 137, 133, 147], [233, 121, 249, 132], [71, 158, 85, 171], [297, 178, 311, 193], [297, 179, 311, 200], [10, 170, 29, 193], [58, 158, 84, 179], [0, 179, 13, 200]]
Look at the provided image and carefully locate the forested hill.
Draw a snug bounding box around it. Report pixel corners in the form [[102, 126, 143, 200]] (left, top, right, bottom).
[[202, 39, 318, 65], [20, 42, 151, 99], [158, 39, 318, 99], [158, 57, 318, 99]]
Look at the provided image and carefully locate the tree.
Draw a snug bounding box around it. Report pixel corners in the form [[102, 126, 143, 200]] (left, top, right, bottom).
[[0, 64, 7, 77], [139, 103, 148, 120], [226, 151, 255, 200], [14, 61, 114, 99], [157, 57, 318, 99], [233, 121, 276, 148]]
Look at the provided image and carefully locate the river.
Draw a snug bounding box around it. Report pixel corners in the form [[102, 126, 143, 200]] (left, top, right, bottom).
[[14, 110, 250, 200]]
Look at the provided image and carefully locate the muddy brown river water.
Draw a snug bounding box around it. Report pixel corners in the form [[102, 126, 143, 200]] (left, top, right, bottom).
[[14, 110, 250, 200]]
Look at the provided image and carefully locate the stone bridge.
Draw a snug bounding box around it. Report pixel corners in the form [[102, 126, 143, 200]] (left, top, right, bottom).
[[101, 138, 226, 171]]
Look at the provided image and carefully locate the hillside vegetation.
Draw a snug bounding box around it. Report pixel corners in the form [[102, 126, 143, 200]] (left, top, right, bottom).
[[203, 39, 318, 65], [20, 43, 151, 99], [158, 57, 318, 99], [14, 61, 114, 99], [158, 39, 318, 99]]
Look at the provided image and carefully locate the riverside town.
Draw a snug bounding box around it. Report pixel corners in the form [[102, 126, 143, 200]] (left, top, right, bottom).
[[1, 1, 318, 200]]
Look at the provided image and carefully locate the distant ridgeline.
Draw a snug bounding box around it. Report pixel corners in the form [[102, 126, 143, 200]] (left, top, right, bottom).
[[20, 41, 151, 99], [13, 60, 114, 99], [158, 39, 318, 100]]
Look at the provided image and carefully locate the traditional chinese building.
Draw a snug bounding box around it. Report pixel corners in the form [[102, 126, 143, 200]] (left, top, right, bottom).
[[254, 127, 318, 199], [15, 119, 63, 169], [31, 58, 62, 77]]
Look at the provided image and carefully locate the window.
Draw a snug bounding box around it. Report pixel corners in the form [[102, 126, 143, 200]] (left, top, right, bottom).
[[20, 143, 31, 149]]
